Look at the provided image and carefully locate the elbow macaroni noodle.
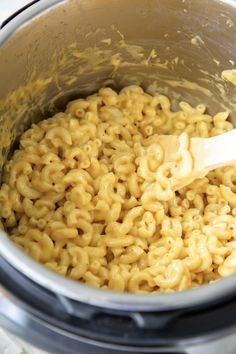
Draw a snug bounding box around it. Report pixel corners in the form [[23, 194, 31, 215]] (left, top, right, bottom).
[[0, 85, 236, 293]]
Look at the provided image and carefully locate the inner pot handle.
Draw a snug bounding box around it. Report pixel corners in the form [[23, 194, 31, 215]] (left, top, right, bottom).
[[130, 311, 181, 329], [0, 0, 40, 29]]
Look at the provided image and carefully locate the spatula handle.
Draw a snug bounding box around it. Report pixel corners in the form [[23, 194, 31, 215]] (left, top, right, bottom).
[[203, 129, 236, 170]]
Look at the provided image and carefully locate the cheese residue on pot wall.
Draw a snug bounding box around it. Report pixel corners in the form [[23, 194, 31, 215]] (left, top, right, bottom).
[[0, 32, 184, 171], [0, 26, 235, 173], [221, 69, 236, 86], [190, 35, 204, 47]]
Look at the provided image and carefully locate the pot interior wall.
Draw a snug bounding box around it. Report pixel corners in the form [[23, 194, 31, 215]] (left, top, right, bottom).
[[0, 0, 236, 169]]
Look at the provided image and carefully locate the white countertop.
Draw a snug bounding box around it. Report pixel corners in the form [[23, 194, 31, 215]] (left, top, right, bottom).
[[0, 328, 49, 354], [0, 330, 25, 354]]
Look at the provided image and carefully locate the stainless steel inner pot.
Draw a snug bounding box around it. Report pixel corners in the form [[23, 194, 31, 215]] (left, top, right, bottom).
[[1, 0, 236, 312]]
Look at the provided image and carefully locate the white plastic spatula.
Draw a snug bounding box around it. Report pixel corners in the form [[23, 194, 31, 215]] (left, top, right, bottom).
[[158, 129, 236, 190]]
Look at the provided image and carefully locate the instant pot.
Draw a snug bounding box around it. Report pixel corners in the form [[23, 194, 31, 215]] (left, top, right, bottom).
[[1, 1, 236, 353]]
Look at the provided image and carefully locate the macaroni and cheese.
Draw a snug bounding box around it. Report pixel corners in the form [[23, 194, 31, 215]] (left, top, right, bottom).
[[0, 85, 235, 293]]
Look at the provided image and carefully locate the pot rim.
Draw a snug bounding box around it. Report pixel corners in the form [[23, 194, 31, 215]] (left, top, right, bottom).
[[1, 0, 236, 312], [0, 0, 65, 41]]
